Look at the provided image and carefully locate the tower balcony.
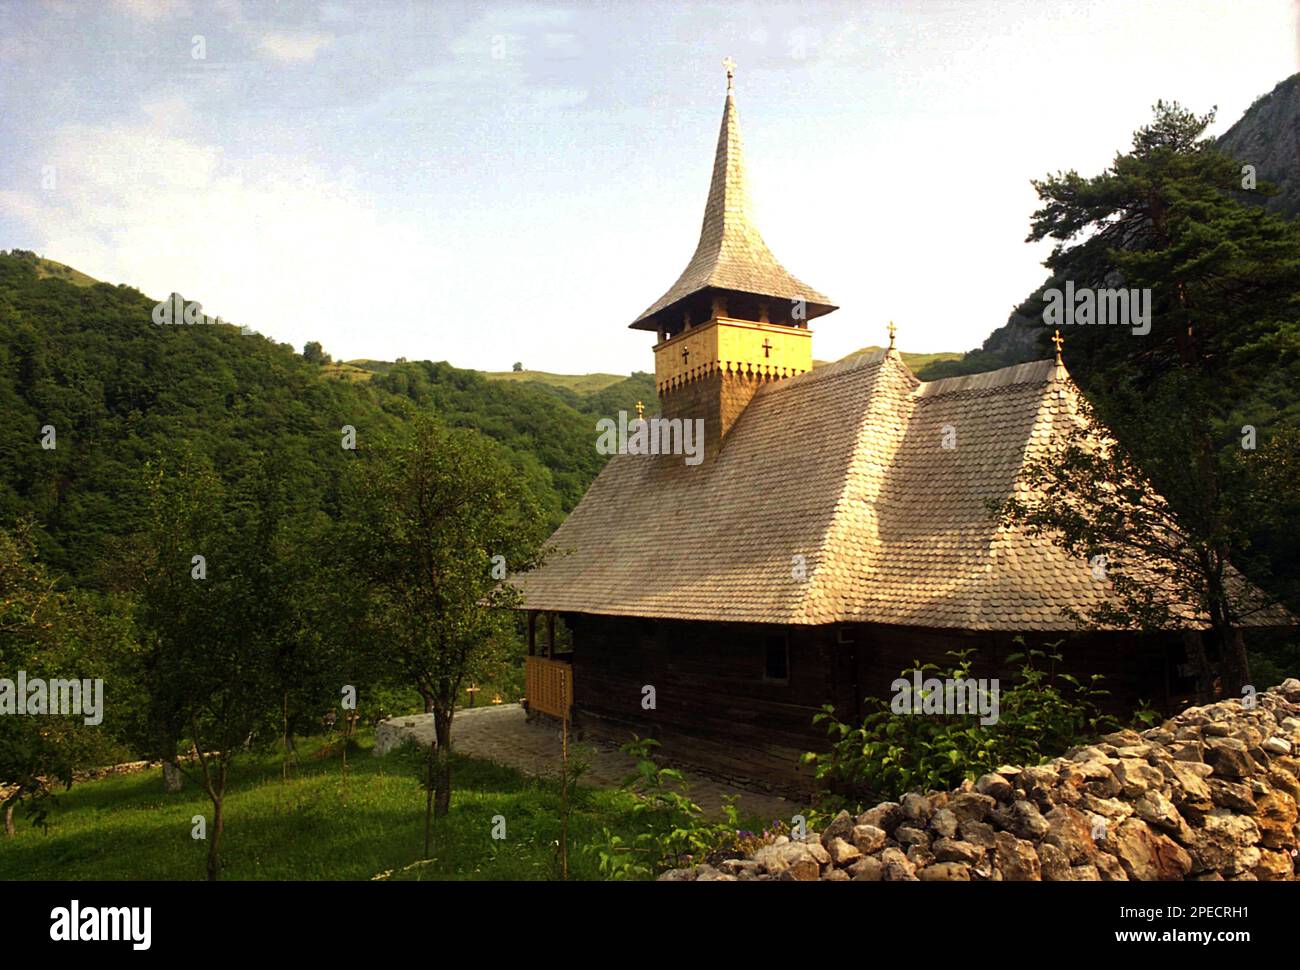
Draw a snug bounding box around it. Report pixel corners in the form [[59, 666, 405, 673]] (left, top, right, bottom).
[[652, 316, 813, 394]]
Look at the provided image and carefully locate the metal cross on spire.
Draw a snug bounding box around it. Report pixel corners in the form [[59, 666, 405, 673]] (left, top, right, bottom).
[[1052, 328, 1064, 364], [723, 56, 736, 93], [887, 320, 896, 351]]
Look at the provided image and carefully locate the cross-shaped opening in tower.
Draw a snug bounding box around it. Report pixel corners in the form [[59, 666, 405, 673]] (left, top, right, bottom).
[[681, 346, 690, 365], [761, 338, 773, 358]]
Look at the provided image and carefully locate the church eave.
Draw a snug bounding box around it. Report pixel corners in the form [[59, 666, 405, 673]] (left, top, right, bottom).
[[628, 284, 838, 332]]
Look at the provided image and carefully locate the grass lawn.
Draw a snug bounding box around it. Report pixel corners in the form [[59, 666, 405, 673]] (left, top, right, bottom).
[[480, 370, 629, 394], [0, 732, 734, 881]]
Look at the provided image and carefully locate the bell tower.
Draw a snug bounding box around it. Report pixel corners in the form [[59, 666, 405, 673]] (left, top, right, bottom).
[[629, 58, 837, 456]]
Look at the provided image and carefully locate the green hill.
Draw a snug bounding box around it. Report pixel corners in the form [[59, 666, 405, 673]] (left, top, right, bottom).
[[320, 360, 378, 382], [482, 369, 630, 394], [0, 250, 652, 585], [329, 359, 641, 398], [818, 346, 962, 373], [6, 249, 101, 287]]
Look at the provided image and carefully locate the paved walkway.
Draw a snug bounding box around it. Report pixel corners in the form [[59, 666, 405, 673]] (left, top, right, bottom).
[[376, 704, 799, 823]]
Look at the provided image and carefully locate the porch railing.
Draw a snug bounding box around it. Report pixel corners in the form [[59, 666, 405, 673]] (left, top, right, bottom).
[[525, 655, 572, 719]]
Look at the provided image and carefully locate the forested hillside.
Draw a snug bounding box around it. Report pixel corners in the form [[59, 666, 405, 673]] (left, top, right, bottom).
[[918, 72, 1300, 382], [0, 250, 650, 587]]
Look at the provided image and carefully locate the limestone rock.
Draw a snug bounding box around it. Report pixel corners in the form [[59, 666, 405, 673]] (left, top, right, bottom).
[[1038, 841, 1073, 881], [933, 838, 984, 865], [900, 791, 933, 823], [819, 810, 855, 847], [1205, 737, 1256, 778], [918, 862, 971, 881], [880, 847, 918, 881], [851, 824, 887, 855], [949, 791, 997, 822], [1044, 805, 1098, 864], [665, 684, 1300, 883], [1009, 799, 1051, 840], [1133, 790, 1183, 832], [994, 831, 1041, 881], [1111, 759, 1164, 797], [825, 837, 860, 867], [1104, 818, 1192, 881], [975, 773, 1014, 802], [895, 825, 930, 847], [929, 807, 959, 839], [848, 856, 884, 881], [857, 802, 901, 833]]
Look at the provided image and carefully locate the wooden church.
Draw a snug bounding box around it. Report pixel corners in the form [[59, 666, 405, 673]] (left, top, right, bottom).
[[511, 63, 1283, 792]]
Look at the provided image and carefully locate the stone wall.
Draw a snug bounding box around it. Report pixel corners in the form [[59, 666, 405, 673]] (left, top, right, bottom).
[[660, 679, 1300, 881]]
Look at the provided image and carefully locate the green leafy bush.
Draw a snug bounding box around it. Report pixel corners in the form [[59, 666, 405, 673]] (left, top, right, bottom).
[[589, 736, 765, 879], [803, 641, 1158, 808]]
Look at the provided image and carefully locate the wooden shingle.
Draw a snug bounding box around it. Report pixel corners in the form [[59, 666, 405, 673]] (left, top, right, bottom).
[[513, 351, 1289, 631]]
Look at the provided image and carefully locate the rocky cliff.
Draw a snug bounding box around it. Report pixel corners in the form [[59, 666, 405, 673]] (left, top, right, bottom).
[[920, 73, 1300, 382], [661, 680, 1300, 881], [1219, 73, 1300, 220]]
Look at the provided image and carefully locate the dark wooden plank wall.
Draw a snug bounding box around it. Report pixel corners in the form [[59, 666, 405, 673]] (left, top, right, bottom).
[[564, 614, 828, 792], [562, 613, 1190, 792]]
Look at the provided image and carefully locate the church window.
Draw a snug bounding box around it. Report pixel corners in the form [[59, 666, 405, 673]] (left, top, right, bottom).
[[763, 633, 789, 683]]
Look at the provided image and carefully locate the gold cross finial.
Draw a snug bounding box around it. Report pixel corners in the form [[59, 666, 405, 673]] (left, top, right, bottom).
[[635, 400, 645, 420], [1052, 328, 1064, 364], [722, 56, 736, 93], [887, 320, 896, 351]]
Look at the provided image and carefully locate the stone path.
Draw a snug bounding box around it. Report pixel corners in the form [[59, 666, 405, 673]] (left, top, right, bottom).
[[375, 704, 800, 823]]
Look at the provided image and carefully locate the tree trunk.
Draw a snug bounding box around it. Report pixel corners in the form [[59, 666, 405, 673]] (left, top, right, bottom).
[[341, 723, 349, 802], [1219, 627, 1252, 698], [206, 793, 223, 881], [433, 709, 452, 818], [159, 723, 182, 793], [3, 797, 15, 837], [423, 736, 435, 858], [162, 762, 183, 793], [282, 691, 289, 782], [1181, 630, 1216, 704]]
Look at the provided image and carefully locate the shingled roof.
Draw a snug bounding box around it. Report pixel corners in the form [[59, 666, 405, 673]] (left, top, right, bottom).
[[629, 82, 836, 331], [512, 351, 1287, 631]]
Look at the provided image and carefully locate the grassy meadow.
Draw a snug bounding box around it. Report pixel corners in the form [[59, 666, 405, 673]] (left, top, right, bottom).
[[0, 732, 700, 882]]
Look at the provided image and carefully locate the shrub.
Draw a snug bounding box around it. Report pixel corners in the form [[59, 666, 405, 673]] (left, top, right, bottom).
[[803, 640, 1158, 809], [589, 736, 761, 879]]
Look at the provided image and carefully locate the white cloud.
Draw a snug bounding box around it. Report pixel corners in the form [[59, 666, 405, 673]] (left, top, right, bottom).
[[0, 98, 447, 362], [111, 0, 192, 21], [257, 29, 333, 63]]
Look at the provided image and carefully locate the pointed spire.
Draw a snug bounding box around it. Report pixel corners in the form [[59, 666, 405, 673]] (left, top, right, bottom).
[[630, 64, 836, 331]]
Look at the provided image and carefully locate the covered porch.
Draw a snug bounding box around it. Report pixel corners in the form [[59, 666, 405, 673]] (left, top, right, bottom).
[[524, 610, 572, 721]]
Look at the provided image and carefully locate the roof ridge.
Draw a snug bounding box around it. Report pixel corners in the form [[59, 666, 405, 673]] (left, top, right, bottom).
[[798, 353, 919, 622]]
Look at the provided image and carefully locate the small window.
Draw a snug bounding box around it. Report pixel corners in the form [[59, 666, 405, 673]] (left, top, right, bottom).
[[763, 634, 789, 683]]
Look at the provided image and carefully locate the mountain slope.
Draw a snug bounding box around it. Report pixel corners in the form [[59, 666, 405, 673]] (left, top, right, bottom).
[[916, 72, 1300, 381], [1219, 73, 1300, 219], [0, 251, 651, 584]]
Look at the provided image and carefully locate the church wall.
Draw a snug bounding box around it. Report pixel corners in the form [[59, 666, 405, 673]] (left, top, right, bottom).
[[560, 613, 1190, 795], [563, 613, 831, 794]]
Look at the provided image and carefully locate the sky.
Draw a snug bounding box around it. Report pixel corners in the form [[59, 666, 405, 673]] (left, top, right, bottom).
[[1, 0, 1297, 375]]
